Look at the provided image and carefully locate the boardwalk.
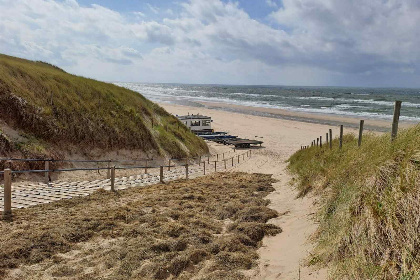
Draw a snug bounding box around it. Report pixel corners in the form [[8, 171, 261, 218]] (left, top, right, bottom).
[[0, 165, 205, 210], [0, 149, 252, 211]]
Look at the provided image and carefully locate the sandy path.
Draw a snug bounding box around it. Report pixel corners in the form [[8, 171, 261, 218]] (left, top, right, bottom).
[[162, 103, 362, 279]]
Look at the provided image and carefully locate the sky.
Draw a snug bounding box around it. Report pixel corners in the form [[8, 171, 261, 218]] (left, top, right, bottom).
[[1, 0, 420, 87]]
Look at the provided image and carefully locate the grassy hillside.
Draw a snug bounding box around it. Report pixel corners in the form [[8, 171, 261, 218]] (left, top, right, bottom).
[[0, 54, 208, 160], [288, 125, 419, 279]]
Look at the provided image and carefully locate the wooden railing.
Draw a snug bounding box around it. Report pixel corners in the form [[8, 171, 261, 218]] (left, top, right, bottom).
[[1, 149, 252, 218]]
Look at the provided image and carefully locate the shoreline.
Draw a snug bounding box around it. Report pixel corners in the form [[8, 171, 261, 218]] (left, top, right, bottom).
[[163, 100, 418, 132]]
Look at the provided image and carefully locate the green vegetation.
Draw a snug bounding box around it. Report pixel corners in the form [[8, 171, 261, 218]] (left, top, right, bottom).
[[0, 53, 208, 159], [288, 125, 420, 279]]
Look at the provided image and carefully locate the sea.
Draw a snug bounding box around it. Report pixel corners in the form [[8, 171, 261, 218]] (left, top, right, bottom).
[[115, 83, 420, 124]]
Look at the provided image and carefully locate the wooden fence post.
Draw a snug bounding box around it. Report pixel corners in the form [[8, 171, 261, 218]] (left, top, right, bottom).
[[3, 169, 12, 218], [339, 125, 343, 149], [160, 166, 164, 183], [110, 166, 115, 191], [223, 152, 225, 159], [358, 120, 364, 147], [168, 159, 171, 171], [185, 164, 189, 179], [326, 133, 329, 145], [232, 157, 234, 166], [214, 161, 217, 172], [329, 129, 332, 149], [320, 136, 322, 148], [45, 161, 50, 183], [224, 159, 227, 169], [207, 156, 210, 164], [238, 155, 240, 163], [243, 154, 245, 160], [317, 138, 319, 147], [199, 156, 201, 166], [216, 154, 219, 161], [391, 101, 402, 141], [107, 161, 111, 179], [203, 161, 206, 175], [145, 159, 148, 174]]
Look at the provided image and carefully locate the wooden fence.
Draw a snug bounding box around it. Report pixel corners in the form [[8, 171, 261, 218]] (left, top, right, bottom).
[[301, 101, 403, 151], [1, 149, 252, 218]]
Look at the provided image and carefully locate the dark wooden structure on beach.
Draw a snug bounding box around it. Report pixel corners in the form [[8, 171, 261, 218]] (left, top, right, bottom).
[[224, 138, 263, 148]]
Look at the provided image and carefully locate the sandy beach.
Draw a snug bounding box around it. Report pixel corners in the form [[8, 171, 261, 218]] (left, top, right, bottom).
[[176, 100, 416, 132], [160, 102, 373, 280]]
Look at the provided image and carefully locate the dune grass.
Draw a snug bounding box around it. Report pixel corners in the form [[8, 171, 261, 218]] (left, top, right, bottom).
[[0, 172, 281, 280], [0, 54, 208, 159], [288, 125, 420, 279]]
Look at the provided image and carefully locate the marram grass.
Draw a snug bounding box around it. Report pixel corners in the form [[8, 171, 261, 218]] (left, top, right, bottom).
[[288, 125, 420, 279], [0, 54, 208, 158]]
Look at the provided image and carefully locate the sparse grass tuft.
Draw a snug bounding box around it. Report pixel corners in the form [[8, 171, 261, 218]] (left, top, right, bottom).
[[288, 124, 420, 279]]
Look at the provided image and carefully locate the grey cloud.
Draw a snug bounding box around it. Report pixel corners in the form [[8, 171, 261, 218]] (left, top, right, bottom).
[[269, 0, 420, 73], [143, 22, 175, 45], [104, 57, 133, 65]]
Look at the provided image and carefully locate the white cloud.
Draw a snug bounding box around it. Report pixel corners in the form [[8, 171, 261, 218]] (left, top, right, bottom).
[[266, 0, 278, 8], [133, 11, 145, 17], [147, 3, 159, 14], [0, 0, 173, 64], [0, 0, 419, 86]]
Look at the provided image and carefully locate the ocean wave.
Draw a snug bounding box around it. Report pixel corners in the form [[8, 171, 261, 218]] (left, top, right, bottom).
[[115, 82, 420, 122], [335, 104, 366, 109], [292, 96, 420, 108]]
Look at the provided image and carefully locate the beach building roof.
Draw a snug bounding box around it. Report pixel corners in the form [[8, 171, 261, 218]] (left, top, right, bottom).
[[177, 114, 211, 120]]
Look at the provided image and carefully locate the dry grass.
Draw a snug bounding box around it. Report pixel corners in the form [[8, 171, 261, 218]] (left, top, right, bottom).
[[288, 124, 420, 279], [0, 172, 281, 279]]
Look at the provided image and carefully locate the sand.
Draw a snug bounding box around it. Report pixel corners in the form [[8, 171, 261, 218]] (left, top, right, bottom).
[[161, 103, 372, 280]]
